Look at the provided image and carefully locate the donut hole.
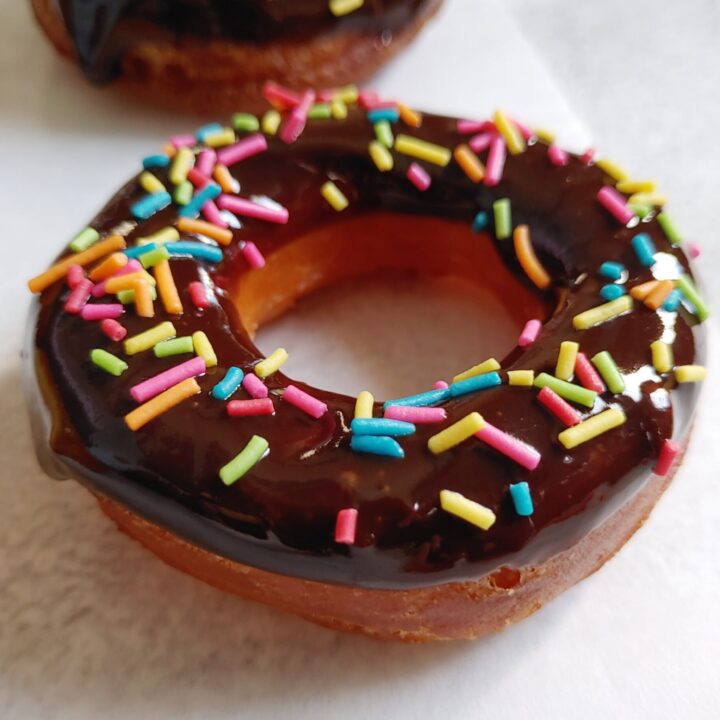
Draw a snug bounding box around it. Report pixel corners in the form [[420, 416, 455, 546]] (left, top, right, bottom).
[[236, 213, 554, 399]]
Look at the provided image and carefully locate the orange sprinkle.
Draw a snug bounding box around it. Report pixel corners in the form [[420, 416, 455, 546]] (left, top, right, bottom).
[[514, 225, 551, 290], [398, 103, 423, 128], [153, 259, 183, 315], [454, 144, 485, 183], [104, 271, 151, 294], [89, 252, 129, 282], [28, 235, 126, 293], [125, 377, 200, 431], [162, 143, 177, 158], [176, 217, 233, 246], [630, 280, 659, 300], [644, 279, 675, 309], [132, 279, 155, 318], [213, 164, 237, 194]]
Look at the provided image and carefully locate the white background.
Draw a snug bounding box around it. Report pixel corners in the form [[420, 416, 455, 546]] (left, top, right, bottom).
[[1, 0, 719, 717]]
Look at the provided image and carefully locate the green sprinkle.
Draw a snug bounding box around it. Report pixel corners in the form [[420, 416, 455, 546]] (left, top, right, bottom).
[[137, 227, 179, 245], [231, 112, 260, 133], [174, 180, 194, 206], [591, 351, 625, 394], [70, 227, 100, 253], [308, 103, 332, 120], [493, 198, 512, 240], [90, 348, 128, 376], [118, 285, 157, 305], [676, 274, 710, 321], [220, 435, 269, 486], [628, 203, 653, 219], [153, 336, 194, 358], [534, 372, 597, 408], [140, 245, 170, 269], [374, 120, 394, 148], [657, 212, 682, 245]]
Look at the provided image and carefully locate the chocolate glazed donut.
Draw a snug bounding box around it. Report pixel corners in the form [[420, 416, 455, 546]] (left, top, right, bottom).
[[30, 0, 443, 110], [26, 96, 707, 641]]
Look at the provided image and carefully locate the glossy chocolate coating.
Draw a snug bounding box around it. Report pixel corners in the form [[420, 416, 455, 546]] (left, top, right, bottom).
[[29, 107, 702, 588], [55, 0, 433, 82]]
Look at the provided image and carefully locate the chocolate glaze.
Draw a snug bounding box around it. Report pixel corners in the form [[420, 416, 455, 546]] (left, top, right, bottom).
[[29, 106, 703, 588], [54, 0, 434, 82]]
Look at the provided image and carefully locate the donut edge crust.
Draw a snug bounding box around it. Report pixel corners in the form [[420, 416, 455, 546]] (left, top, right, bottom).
[[29, 0, 444, 112], [92, 442, 684, 642]]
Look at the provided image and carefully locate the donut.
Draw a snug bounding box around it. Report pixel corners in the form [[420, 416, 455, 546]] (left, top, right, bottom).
[[30, 0, 443, 112], [26, 88, 708, 641]]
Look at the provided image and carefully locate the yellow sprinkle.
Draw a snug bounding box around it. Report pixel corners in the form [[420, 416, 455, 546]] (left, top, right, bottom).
[[533, 127, 556, 144], [335, 85, 359, 104], [261, 109, 282, 136], [573, 295, 633, 330], [137, 227, 179, 245], [628, 192, 667, 207], [494, 110, 526, 155], [169, 147, 194, 185], [139, 171, 166, 194], [617, 179, 656, 194], [255, 347, 288, 378], [355, 390, 374, 419], [331, 98, 348, 120], [321, 181, 349, 211], [204, 128, 236, 148], [368, 141, 394, 172], [428, 412, 484, 455], [555, 341, 579, 381], [452, 358, 500, 383], [394, 134, 451, 167], [454, 144, 485, 183], [596, 158, 629, 182], [192, 331, 217, 368], [124, 321, 176, 356], [439, 490, 496, 530], [507, 370, 535, 386], [675, 365, 707, 383], [398, 103, 423, 128], [329, 0, 364, 17], [651, 340, 674, 374], [558, 408, 627, 449]]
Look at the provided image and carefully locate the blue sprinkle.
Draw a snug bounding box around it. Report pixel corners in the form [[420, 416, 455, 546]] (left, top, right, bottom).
[[124, 243, 157, 259], [131, 192, 172, 220], [662, 288, 683, 312], [598, 261, 625, 281], [383, 387, 451, 410], [167, 242, 224, 263], [472, 211, 489, 233], [509, 482, 534, 516], [142, 154, 170, 169], [632, 232, 657, 267], [600, 283, 625, 301], [351, 418, 416, 437], [196, 122, 223, 142], [178, 183, 222, 218], [449, 371, 502, 398], [350, 435, 405, 459], [211, 366, 245, 400], [367, 108, 400, 123]]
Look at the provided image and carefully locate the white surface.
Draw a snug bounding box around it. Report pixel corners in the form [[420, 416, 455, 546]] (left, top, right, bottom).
[[1, 0, 719, 718]]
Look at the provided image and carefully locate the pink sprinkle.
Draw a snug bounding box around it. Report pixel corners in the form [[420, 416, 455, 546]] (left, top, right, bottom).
[[92, 260, 143, 297], [227, 398, 275, 417], [243, 373, 269, 399], [171, 133, 196, 149], [196, 149, 216, 177], [216, 133, 268, 167], [475, 422, 541, 471], [242, 241, 266, 269], [537, 386, 581, 427], [580, 147, 596, 165], [469, 132, 495, 154], [130, 356, 207, 404], [407, 162, 431, 191], [217, 195, 289, 224], [316, 88, 335, 102], [100, 318, 127, 342], [384, 405, 447, 424], [64, 278, 94, 314], [433, 380, 449, 390], [548, 145, 570, 167], [457, 119, 495, 134], [188, 281, 210, 309], [364, 99, 399, 111], [484, 136, 507, 187], [597, 186, 636, 225], [575, 352, 606, 393], [518, 319, 542, 347], [282, 384, 328, 419], [654, 439, 679, 476], [358, 90, 379, 109], [201, 199, 228, 228], [688, 242, 701, 259], [187, 167, 211, 189], [509, 116, 533, 141], [81, 303, 124, 321], [262, 81, 302, 110], [334, 508, 358, 545], [66, 264, 85, 289], [280, 90, 315, 144]]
